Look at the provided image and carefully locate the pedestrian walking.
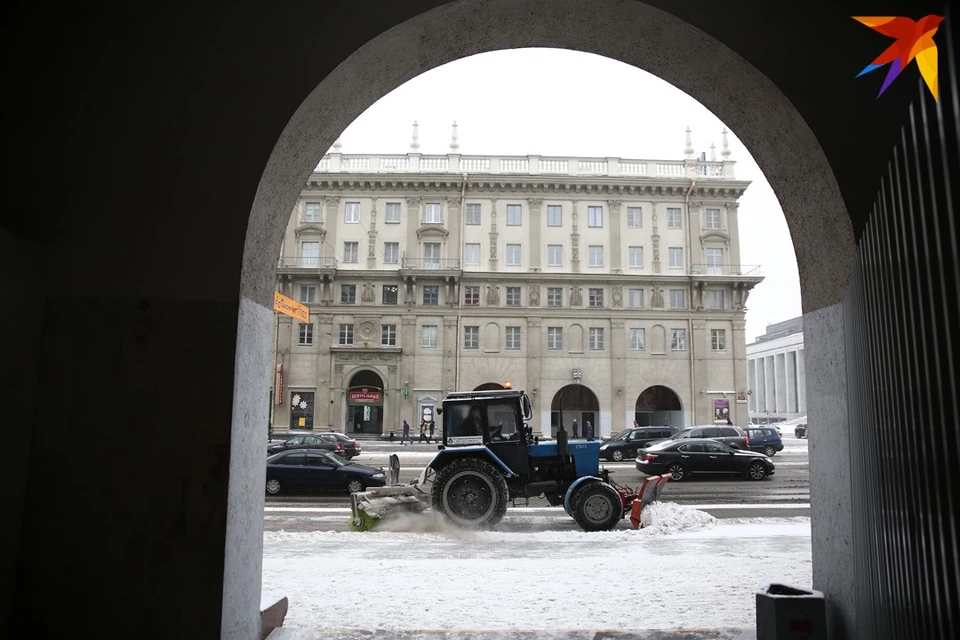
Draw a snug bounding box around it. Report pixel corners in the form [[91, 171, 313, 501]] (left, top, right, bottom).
[[428, 420, 436, 443], [419, 419, 428, 443], [585, 420, 594, 441], [571, 419, 579, 438], [633, 419, 640, 429], [400, 419, 412, 445]]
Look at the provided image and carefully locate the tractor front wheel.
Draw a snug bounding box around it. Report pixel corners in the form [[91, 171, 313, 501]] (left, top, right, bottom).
[[431, 457, 508, 529], [571, 481, 623, 532]]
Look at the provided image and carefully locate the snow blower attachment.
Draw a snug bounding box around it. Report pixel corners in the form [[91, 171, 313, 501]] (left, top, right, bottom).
[[349, 454, 429, 531]]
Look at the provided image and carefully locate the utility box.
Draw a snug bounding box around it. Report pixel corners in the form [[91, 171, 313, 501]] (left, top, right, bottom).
[[756, 583, 826, 640]]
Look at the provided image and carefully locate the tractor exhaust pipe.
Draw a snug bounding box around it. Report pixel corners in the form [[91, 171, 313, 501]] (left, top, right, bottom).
[[556, 390, 569, 458]]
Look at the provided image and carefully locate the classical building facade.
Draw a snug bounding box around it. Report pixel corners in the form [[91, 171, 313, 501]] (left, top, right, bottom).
[[271, 128, 763, 438], [746, 316, 806, 424]]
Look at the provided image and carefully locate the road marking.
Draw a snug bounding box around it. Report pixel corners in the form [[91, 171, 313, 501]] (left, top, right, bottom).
[[695, 503, 810, 509]]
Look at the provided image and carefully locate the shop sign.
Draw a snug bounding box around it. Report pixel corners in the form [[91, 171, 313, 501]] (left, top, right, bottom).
[[735, 394, 748, 404], [349, 390, 382, 403]]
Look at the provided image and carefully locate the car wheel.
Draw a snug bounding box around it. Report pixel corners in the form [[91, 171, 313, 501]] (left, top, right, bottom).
[[266, 478, 282, 495], [571, 482, 623, 532], [748, 462, 767, 481], [611, 449, 624, 462], [431, 457, 508, 529], [763, 446, 777, 457], [666, 462, 687, 481], [347, 479, 365, 494]]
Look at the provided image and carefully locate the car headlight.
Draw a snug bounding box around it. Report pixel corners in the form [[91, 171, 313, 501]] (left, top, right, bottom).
[[599, 444, 608, 450], [372, 473, 385, 479]]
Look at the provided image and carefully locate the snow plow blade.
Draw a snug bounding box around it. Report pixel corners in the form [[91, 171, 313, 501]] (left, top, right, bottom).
[[349, 454, 430, 531], [629, 473, 672, 529]]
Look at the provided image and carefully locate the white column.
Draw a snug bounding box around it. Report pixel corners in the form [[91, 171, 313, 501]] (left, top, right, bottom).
[[797, 348, 806, 413]]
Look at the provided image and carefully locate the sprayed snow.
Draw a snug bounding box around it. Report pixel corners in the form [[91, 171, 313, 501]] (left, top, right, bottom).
[[639, 501, 717, 535], [262, 511, 811, 633]]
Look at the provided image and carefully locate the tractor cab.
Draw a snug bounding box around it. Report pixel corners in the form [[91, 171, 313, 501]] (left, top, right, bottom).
[[440, 389, 534, 475]]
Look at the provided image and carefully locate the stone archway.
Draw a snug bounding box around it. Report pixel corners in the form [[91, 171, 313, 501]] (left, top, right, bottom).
[[474, 382, 505, 391], [345, 369, 385, 435], [635, 385, 684, 428], [231, 0, 855, 635], [550, 384, 600, 438]]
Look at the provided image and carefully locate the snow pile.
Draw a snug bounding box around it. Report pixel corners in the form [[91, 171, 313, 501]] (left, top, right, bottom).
[[639, 501, 717, 535]]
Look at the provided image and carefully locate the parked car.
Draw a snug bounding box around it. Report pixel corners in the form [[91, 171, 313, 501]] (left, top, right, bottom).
[[746, 427, 784, 457], [267, 434, 345, 457], [794, 423, 808, 438], [599, 426, 680, 461], [635, 438, 775, 481], [265, 449, 386, 495], [326, 432, 362, 459], [653, 425, 750, 450]]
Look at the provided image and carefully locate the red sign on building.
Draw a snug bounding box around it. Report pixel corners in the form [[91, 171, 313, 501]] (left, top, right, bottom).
[[349, 389, 382, 403]]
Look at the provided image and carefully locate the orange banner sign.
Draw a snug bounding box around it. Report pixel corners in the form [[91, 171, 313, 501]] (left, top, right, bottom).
[[273, 291, 309, 323]]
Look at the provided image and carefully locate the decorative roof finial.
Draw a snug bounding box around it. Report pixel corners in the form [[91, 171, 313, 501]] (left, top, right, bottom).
[[410, 120, 420, 151], [684, 126, 694, 158], [449, 121, 459, 151], [721, 127, 731, 158], [332, 137, 342, 151], [710, 142, 716, 162]]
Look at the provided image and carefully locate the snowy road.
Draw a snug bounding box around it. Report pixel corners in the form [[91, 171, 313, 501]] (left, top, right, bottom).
[[261, 505, 812, 635]]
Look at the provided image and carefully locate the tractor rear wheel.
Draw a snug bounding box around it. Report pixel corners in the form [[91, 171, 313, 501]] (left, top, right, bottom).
[[431, 457, 508, 529], [571, 482, 623, 532]]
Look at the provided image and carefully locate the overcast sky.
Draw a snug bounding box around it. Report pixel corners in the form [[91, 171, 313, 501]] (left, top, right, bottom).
[[334, 48, 801, 343]]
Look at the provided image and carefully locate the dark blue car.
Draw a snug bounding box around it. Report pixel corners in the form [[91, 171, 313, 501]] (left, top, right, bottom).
[[746, 427, 784, 457], [266, 449, 386, 495]]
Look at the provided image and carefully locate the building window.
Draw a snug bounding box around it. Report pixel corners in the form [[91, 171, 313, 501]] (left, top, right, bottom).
[[705, 208, 722, 229], [547, 244, 563, 267], [630, 328, 646, 350], [343, 242, 359, 263], [506, 326, 521, 350], [305, 202, 322, 222], [466, 203, 481, 225], [290, 391, 315, 429], [588, 245, 604, 267], [345, 201, 360, 224], [706, 248, 724, 275], [627, 207, 642, 228], [422, 286, 439, 306], [707, 290, 725, 309], [423, 243, 441, 267], [506, 287, 521, 307], [465, 243, 481, 266], [711, 329, 727, 351], [425, 202, 442, 224], [589, 327, 604, 350], [382, 285, 398, 305], [547, 205, 562, 227], [300, 241, 319, 267], [629, 288, 644, 308], [547, 287, 563, 307], [547, 327, 563, 350], [589, 288, 604, 308], [628, 246, 644, 268], [299, 285, 316, 303], [671, 328, 687, 351], [669, 289, 686, 309], [667, 207, 682, 229], [339, 324, 354, 345], [381, 324, 397, 346], [668, 247, 683, 269], [506, 244, 521, 266], [588, 206, 603, 228], [341, 284, 356, 304], [463, 326, 479, 349], [298, 322, 313, 345], [464, 285, 480, 306], [383, 242, 399, 264], [422, 325, 438, 348], [384, 202, 401, 224], [506, 204, 522, 226]]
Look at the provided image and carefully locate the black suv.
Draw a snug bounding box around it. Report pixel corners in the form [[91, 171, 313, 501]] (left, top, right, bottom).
[[599, 426, 679, 461], [659, 425, 750, 450], [794, 423, 808, 438]]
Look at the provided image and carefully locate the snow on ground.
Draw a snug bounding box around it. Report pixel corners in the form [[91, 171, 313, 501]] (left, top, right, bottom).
[[262, 504, 811, 633]]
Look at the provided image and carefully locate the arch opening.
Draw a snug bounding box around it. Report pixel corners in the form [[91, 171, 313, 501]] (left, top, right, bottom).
[[346, 369, 385, 434], [550, 384, 600, 437], [635, 385, 684, 428]]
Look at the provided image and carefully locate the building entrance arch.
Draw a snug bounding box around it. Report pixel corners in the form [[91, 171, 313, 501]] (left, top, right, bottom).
[[635, 385, 684, 428], [474, 382, 506, 391], [550, 384, 600, 438], [346, 369, 385, 435]]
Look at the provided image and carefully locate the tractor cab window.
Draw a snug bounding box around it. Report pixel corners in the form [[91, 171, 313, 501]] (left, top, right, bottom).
[[486, 404, 519, 441], [445, 404, 485, 444]]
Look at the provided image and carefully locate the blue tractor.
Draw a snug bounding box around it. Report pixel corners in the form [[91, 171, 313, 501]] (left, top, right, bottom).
[[351, 390, 666, 532]]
